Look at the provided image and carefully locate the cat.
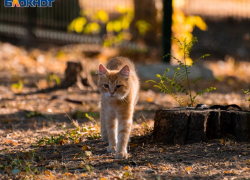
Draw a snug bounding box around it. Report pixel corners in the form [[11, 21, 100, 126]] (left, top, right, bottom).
[[98, 57, 139, 159]]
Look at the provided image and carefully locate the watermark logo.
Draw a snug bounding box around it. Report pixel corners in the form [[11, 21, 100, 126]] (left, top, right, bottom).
[[5, 0, 55, 7]]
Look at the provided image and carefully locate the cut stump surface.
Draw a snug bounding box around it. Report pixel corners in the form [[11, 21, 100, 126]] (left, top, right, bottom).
[[153, 108, 250, 144]]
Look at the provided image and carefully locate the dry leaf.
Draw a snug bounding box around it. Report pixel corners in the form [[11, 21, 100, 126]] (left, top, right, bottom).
[[59, 139, 66, 145], [81, 173, 87, 177], [82, 144, 88, 151], [45, 170, 54, 179], [147, 163, 151, 166], [100, 178, 107, 180], [78, 163, 85, 168], [147, 97, 153, 102], [186, 166, 192, 171], [64, 172, 72, 176], [85, 151, 92, 157], [123, 166, 129, 170], [4, 139, 18, 146], [130, 144, 138, 147]]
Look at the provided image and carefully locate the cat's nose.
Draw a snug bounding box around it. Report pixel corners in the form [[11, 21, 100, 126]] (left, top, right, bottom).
[[110, 92, 115, 96]]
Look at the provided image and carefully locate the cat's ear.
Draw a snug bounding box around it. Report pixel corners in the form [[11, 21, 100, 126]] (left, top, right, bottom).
[[98, 64, 108, 76], [119, 65, 130, 79]]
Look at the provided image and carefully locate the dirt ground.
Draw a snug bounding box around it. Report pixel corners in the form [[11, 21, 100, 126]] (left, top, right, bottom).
[[0, 42, 250, 179]]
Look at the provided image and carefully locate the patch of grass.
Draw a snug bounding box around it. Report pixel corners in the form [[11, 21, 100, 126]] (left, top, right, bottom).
[[72, 111, 100, 121], [37, 125, 97, 146], [26, 111, 42, 118], [2, 151, 39, 177]]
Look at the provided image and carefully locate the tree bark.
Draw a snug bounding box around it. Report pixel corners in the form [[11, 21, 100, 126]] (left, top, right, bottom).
[[153, 108, 250, 144]]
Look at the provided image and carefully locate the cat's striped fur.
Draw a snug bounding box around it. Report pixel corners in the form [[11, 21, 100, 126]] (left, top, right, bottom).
[[98, 57, 139, 159]]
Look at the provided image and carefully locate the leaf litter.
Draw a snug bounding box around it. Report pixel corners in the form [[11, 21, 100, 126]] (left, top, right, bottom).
[[0, 42, 250, 179]]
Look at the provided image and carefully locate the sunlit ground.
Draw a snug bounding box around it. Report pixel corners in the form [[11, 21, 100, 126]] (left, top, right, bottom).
[[0, 42, 250, 179]]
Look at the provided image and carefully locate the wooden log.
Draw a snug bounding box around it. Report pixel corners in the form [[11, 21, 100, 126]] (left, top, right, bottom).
[[153, 108, 250, 144]]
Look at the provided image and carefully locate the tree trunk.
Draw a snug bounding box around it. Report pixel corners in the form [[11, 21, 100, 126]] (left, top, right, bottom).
[[131, 0, 158, 46]]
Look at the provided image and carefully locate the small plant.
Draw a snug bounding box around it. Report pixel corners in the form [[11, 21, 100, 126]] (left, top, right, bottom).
[[242, 89, 250, 107], [46, 73, 60, 87], [147, 37, 216, 107], [26, 111, 42, 118], [11, 81, 23, 92]]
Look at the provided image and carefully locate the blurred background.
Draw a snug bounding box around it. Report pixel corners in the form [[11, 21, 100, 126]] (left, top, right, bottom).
[[1, 0, 250, 61], [0, 0, 250, 111]]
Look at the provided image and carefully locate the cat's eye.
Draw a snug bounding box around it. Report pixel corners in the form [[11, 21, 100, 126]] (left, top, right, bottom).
[[103, 84, 109, 88], [116, 85, 122, 88]]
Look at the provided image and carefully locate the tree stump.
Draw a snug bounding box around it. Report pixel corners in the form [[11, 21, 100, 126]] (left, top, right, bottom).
[[62, 61, 97, 91], [153, 108, 250, 144]]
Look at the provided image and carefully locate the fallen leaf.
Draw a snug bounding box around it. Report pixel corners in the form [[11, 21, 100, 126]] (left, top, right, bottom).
[[4, 139, 18, 146], [85, 165, 92, 172], [186, 166, 192, 172], [123, 166, 129, 170], [100, 178, 107, 180], [59, 139, 66, 145], [131, 144, 138, 147], [82, 144, 88, 151], [85, 151, 92, 157], [147, 97, 153, 102], [123, 171, 130, 178], [81, 173, 87, 177], [64, 172, 72, 176], [45, 170, 54, 179], [78, 163, 85, 168]]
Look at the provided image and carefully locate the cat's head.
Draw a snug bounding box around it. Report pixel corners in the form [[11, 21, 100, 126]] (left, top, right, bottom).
[[98, 64, 130, 99]]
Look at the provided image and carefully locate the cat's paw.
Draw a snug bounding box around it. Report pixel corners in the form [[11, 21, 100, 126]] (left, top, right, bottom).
[[107, 146, 116, 153], [115, 151, 128, 159]]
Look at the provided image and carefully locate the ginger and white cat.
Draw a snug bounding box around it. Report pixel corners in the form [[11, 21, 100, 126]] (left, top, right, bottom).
[[98, 57, 139, 159]]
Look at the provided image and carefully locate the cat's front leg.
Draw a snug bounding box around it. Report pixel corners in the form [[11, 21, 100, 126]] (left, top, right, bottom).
[[105, 112, 117, 153], [116, 114, 132, 159], [100, 108, 108, 141]]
